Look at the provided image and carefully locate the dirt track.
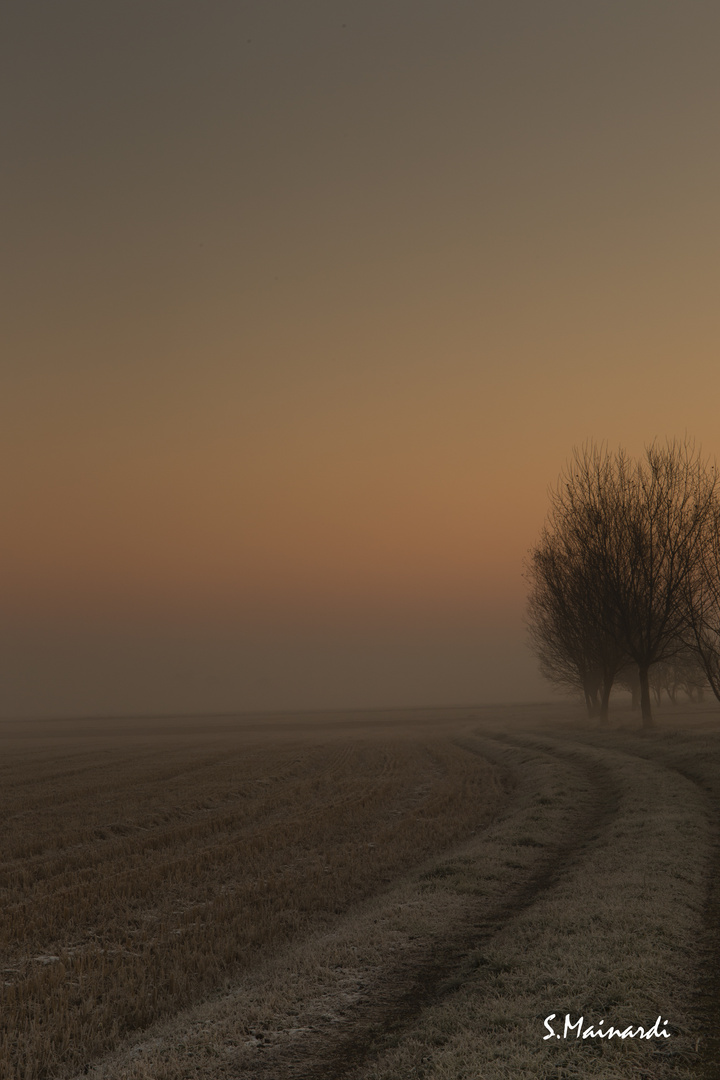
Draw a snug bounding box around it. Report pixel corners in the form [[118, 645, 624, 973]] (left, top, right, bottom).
[[81, 711, 718, 1080], [256, 734, 624, 1080], [583, 727, 720, 1080], [233, 731, 709, 1080]]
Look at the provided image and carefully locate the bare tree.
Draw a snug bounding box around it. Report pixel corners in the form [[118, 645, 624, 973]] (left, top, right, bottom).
[[616, 664, 641, 710], [686, 495, 720, 701], [526, 449, 627, 723], [647, 652, 708, 705], [526, 530, 605, 716], [528, 440, 718, 729], [606, 440, 718, 727]]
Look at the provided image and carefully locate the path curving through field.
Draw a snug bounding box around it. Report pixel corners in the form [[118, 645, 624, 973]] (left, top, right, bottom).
[[246, 730, 710, 1080], [290, 733, 626, 1080], [42, 708, 716, 1080], [74, 712, 720, 1080]]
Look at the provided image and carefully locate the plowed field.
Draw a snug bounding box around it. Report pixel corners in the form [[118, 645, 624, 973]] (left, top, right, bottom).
[[2, 704, 719, 1080]]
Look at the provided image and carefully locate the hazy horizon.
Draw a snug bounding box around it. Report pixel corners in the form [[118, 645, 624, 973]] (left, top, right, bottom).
[[2, 2, 720, 717]]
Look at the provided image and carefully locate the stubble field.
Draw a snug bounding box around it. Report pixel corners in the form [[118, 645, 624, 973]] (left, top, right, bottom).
[[2, 703, 719, 1079]]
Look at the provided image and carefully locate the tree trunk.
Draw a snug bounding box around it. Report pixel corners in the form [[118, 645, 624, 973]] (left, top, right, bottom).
[[584, 682, 599, 718], [638, 664, 655, 729], [599, 676, 613, 725], [628, 670, 640, 711]]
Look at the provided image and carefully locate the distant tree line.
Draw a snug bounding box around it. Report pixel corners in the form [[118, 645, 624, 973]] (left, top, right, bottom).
[[525, 440, 720, 728]]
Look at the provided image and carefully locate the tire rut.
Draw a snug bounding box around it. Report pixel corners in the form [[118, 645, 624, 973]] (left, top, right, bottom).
[[511, 726, 720, 1080], [242, 734, 622, 1080], [661, 762, 720, 1080], [603, 745, 720, 1079]]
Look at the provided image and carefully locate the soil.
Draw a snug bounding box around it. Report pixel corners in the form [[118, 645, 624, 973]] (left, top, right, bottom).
[[233, 734, 623, 1080]]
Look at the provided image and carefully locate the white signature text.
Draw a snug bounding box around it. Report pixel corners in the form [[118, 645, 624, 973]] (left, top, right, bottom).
[[543, 1014, 671, 1040]]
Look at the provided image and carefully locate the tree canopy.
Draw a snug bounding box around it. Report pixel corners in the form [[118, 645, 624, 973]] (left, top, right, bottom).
[[526, 440, 720, 727]]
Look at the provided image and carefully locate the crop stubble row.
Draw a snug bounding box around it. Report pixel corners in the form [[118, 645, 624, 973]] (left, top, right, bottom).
[[0, 715, 507, 1080]]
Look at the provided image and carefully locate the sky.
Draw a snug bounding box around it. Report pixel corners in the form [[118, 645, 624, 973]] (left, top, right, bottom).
[[2, 1, 720, 717]]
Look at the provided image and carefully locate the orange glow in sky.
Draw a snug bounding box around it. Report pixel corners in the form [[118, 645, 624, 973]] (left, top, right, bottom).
[[2, 3, 720, 715]]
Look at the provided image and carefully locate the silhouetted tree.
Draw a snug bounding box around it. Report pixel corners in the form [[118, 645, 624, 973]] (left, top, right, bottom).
[[606, 440, 717, 727], [647, 652, 708, 705], [527, 440, 718, 729], [526, 531, 604, 716], [526, 449, 627, 723], [686, 495, 720, 701], [616, 664, 641, 710]]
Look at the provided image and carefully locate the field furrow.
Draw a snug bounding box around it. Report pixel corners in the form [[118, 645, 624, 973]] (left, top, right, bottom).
[[0, 713, 506, 1079], [2, 705, 718, 1080]]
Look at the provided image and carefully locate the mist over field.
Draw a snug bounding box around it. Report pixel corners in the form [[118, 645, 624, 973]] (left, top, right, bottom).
[[2, 2, 720, 719], [3, 7, 720, 1073], [3, 703, 720, 1079], [0, 613, 553, 718]]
